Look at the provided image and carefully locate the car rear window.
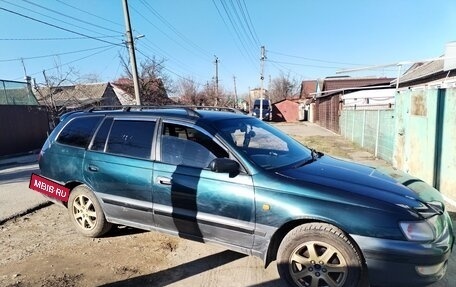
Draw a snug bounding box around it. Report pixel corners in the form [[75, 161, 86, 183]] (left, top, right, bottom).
[[57, 116, 102, 148]]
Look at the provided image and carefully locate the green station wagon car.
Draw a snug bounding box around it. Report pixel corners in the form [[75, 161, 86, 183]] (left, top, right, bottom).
[[37, 106, 454, 287]]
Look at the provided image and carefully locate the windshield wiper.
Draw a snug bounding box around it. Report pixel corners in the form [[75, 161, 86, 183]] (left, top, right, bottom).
[[293, 149, 322, 168]]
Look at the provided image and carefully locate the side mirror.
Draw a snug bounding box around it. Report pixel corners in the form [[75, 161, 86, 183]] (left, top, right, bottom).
[[209, 158, 240, 176]]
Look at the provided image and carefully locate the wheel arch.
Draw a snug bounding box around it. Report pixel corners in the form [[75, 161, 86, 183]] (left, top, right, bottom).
[[264, 218, 366, 268], [62, 181, 84, 208]]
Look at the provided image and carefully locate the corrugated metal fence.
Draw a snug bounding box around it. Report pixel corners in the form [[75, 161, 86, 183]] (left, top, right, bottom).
[[0, 105, 49, 157], [340, 109, 396, 162]]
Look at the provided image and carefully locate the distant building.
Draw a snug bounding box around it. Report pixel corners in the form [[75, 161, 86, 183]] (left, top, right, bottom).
[[315, 77, 394, 132], [35, 82, 134, 112]]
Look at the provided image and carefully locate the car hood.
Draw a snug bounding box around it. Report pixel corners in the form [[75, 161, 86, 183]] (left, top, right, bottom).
[[276, 155, 444, 209]]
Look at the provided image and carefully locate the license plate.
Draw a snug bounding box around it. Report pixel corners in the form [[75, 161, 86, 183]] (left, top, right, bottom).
[[29, 173, 70, 202]]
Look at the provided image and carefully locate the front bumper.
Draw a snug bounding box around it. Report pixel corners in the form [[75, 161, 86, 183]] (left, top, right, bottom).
[[352, 214, 454, 286]]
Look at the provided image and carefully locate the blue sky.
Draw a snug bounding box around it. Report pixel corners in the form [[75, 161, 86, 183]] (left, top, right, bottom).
[[0, 0, 455, 96]]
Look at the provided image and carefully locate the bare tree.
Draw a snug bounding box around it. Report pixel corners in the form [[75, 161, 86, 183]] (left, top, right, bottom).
[[201, 82, 219, 106], [118, 55, 175, 105], [268, 72, 299, 103], [33, 61, 85, 126], [176, 78, 202, 105]]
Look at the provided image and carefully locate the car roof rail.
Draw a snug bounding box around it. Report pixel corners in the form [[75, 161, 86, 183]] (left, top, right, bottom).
[[84, 105, 243, 116], [190, 106, 244, 114], [84, 105, 203, 117]]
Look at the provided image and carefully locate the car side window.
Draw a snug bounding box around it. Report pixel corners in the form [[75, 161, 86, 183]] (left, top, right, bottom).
[[105, 120, 155, 159], [161, 123, 228, 168], [57, 116, 102, 148], [90, 118, 113, 151]]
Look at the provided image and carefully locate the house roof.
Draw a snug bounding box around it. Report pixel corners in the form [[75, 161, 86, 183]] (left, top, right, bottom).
[[111, 83, 136, 105], [394, 58, 445, 85], [319, 77, 393, 98], [36, 83, 110, 108], [300, 80, 317, 98]]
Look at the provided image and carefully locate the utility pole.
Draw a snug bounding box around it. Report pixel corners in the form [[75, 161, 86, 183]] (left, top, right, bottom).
[[42, 70, 55, 110], [233, 75, 238, 109], [214, 55, 219, 106], [259, 46, 266, 121], [122, 0, 141, 105], [21, 58, 33, 100]]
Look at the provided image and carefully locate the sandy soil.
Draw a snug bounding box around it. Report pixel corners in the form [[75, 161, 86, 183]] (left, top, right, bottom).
[[0, 204, 282, 287]]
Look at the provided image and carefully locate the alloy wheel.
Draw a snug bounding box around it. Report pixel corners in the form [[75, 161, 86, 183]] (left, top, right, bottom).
[[289, 240, 348, 287], [72, 194, 97, 230]]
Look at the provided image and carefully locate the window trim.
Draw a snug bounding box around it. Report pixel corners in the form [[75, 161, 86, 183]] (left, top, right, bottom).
[[156, 119, 248, 173], [88, 117, 114, 152]]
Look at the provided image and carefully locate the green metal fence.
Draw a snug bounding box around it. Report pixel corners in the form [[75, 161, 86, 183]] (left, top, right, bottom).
[[0, 79, 39, 105], [340, 109, 395, 162]]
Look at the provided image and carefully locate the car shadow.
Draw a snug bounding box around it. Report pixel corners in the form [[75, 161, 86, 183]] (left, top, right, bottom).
[[246, 279, 287, 287], [98, 249, 247, 287], [104, 225, 147, 238]]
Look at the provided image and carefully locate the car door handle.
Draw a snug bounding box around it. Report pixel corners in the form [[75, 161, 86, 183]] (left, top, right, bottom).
[[88, 165, 99, 172], [156, 176, 172, 185]]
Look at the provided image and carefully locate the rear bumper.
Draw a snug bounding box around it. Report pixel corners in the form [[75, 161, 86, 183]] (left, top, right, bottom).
[[351, 216, 454, 286]]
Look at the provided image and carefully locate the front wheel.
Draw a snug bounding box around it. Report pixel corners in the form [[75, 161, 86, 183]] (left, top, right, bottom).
[[68, 185, 112, 237], [277, 223, 364, 287]]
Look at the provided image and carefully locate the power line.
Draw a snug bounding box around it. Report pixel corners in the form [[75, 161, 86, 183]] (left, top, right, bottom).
[[1, 0, 119, 37], [239, 0, 260, 46], [219, 0, 257, 61], [0, 6, 123, 46], [15, 45, 120, 80], [129, 4, 211, 63], [267, 50, 368, 66], [267, 59, 345, 70], [138, 39, 205, 81], [226, 0, 257, 52], [55, 0, 124, 28], [212, 0, 257, 69], [0, 35, 120, 41], [135, 48, 205, 86], [0, 44, 117, 62], [138, 0, 211, 60], [20, 0, 123, 35]]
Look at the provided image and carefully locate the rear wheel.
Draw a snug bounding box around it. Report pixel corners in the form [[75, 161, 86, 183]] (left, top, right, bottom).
[[68, 185, 112, 237], [277, 223, 363, 287]]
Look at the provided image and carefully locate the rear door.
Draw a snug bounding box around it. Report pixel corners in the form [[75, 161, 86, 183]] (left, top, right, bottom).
[[153, 120, 255, 249], [83, 117, 156, 230]]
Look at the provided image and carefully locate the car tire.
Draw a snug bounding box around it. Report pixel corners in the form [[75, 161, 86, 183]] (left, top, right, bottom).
[[68, 185, 112, 238], [277, 223, 363, 287]]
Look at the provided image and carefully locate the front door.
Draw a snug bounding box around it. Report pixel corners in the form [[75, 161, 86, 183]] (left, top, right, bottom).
[[153, 121, 255, 249]]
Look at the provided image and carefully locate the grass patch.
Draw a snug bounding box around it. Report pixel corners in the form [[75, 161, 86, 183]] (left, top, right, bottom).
[[292, 135, 358, 159]]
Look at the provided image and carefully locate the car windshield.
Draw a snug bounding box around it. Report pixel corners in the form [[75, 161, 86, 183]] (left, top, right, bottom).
[[214, 117, 313, 170], [253, 100, 270, 109]]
